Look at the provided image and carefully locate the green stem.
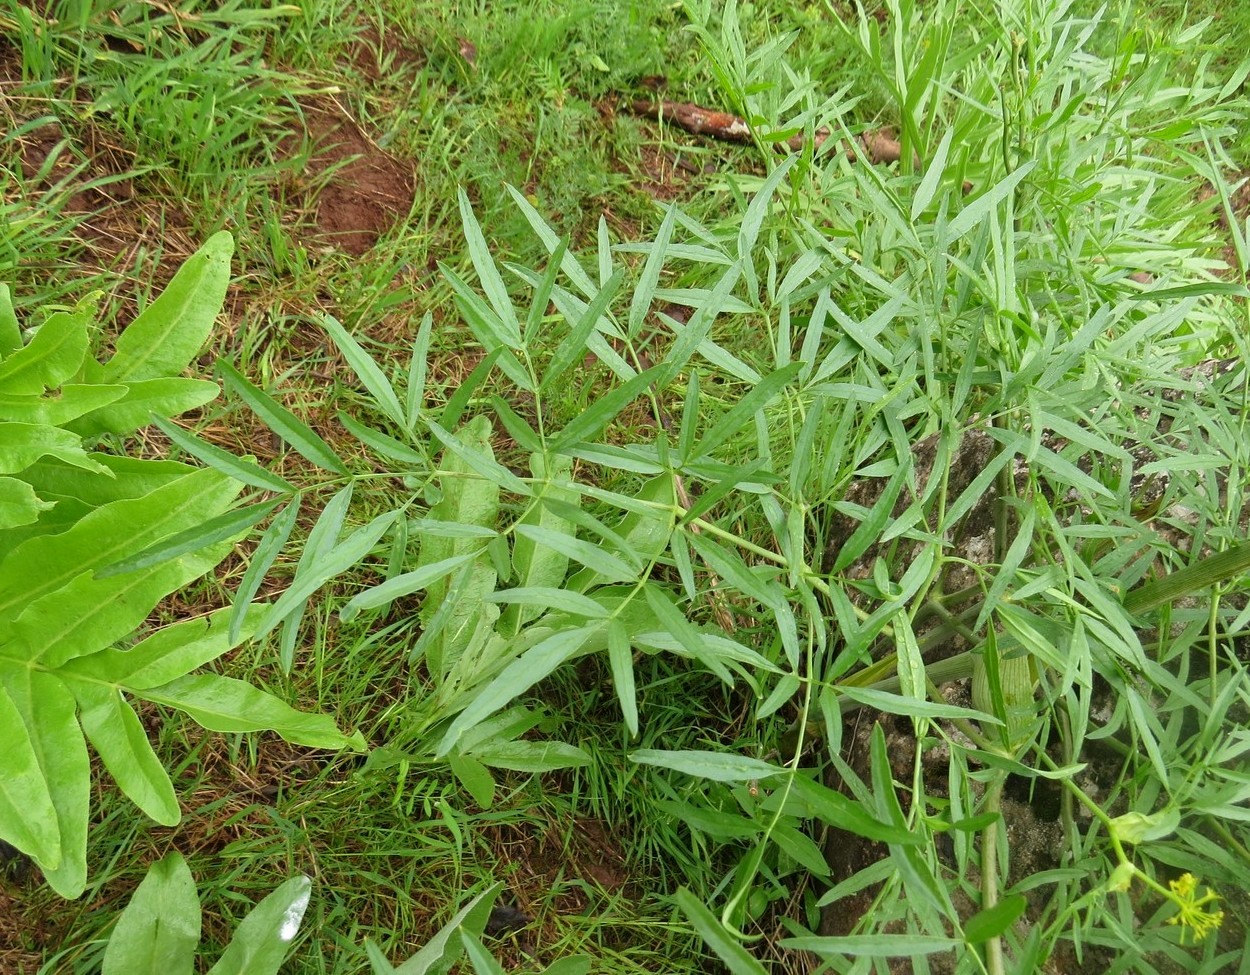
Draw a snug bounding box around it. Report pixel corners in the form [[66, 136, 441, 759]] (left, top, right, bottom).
[[982, 776, 1007, 975]]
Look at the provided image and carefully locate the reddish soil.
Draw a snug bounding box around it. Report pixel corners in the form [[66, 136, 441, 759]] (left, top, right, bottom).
[[479, 812, 632, 965], [290, 97, 417, 258]]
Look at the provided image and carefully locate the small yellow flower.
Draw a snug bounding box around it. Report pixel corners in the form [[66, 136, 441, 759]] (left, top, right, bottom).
[[1165, 873, 1224, 942]]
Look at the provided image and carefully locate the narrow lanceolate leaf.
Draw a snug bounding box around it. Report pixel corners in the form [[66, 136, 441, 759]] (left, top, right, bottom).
[[780, 935, 959, 957], [74, 683, 179, 825], [871, 725, 947, 912], [629, 749, 786, 783], [1127, 281, 1250, 301], [548, 366, 663, 452], [101, 852, 201, 975], [788, 774, 922, 846], [487, 588, 609, 619], [255, 511, 398, 643], [150, 414, 297, 493], [628, 204, 677, 338], [675, 888, 768, 975], [206, 875, 312, 975], [337, 412, 426, 466], [946, 161, 1036, 243], [689, 362, 803, 462], [1124, 539, 1250, 615], [606, 620, 638, 737], [738, 155, 798, 297], [568, 474, 675, 591], [230, 498, 301, 643], [138, 674, 365, 751], [912, 127, 954, 220], [437, 626, 597, 756], [95, 499, 280, 578], [963, 895, 1027, 944], [425, 417, 529, 496], [405, 311, 433, 434], [829, 456, 911, 573], [457, 188, 522, 347], [539, 270, 623, 392], [217, 361, 348, 474], [514, 524, 636, 583], [490, 394, 541, 453], [340, 552, 480, 622], [320, 315, 407, 428], [101, 231, 232, 383]]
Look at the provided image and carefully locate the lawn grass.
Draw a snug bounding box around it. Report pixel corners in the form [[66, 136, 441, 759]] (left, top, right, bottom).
[[2, 0, 1250, 972]]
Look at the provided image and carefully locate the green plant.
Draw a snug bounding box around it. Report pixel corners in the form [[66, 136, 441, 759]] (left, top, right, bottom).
[[8, 1, 310, 211], [6, 0, 1250, 970], [0, 232, 362, 898], [100, 852, 311, 974], [363, 882, 593, 975]]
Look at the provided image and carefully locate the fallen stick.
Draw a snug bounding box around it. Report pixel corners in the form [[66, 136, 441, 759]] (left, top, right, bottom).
[[628, 98, 908, 165]]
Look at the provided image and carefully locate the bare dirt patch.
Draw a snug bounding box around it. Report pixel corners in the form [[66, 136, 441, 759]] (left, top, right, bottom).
[[336, 24, 425, 80], [291, 97, 417, 257], [480, 811, 633, 965]]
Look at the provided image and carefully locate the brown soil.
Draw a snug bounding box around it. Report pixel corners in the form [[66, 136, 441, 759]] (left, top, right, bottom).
[[289, 97, 417, 258], [479, 811, 632, 965], [336, 23, 425, 79]]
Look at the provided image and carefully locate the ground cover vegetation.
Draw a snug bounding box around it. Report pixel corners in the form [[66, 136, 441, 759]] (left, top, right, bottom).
[[2, 0, 1250, 971]]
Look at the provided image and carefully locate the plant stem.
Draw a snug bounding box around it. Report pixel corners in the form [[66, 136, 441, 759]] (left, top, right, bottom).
[[982, 776, 1007, 975]]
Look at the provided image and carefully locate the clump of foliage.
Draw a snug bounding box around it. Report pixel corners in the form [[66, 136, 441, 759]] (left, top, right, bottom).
[[0, 233, 362, 899], [3, 0, 1250, 971]]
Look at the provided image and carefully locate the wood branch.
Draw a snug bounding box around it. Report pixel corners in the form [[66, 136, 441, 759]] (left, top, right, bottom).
[[628, 98, 909, 166]]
